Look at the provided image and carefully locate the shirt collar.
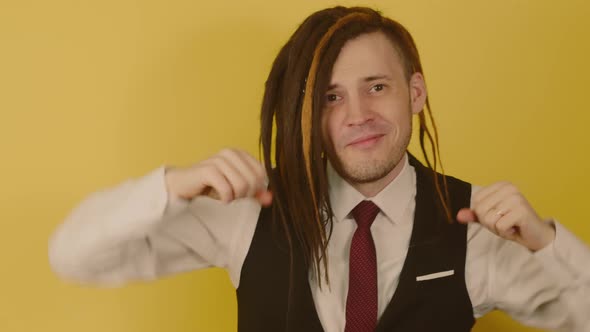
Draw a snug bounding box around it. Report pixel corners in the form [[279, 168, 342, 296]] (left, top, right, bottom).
[[327, 152, 416, 225]]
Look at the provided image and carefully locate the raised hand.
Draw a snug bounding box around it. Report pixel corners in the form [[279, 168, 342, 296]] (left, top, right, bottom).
[[164, 148, 272, 206], [457, 181, 555, 251]]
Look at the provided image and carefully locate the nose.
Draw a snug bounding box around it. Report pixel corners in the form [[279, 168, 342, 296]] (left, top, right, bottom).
[[345, 94, 372, 126]]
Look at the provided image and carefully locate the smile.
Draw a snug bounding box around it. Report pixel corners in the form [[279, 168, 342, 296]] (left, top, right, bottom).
[[347, 134, 385, 149]]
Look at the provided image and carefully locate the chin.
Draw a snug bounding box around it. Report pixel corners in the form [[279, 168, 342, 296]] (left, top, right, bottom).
[[339, 146, 407, 182], [340, 158, 394, 183]]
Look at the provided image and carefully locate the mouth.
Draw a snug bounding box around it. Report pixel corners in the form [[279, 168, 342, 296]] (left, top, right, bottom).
[[347, 134, 385, 149]]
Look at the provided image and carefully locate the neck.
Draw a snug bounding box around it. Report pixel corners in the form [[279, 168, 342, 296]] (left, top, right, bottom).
[[351, 153, 407, 198]]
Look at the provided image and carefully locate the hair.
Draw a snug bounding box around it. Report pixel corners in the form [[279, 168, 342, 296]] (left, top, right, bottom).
[[259, 6, 451, 290]]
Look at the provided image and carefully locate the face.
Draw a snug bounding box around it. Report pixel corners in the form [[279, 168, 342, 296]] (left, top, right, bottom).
[[321, 31, 427, 184]]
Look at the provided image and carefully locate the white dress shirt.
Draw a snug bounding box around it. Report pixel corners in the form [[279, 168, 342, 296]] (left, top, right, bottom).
[[48, 153, 590, 331]]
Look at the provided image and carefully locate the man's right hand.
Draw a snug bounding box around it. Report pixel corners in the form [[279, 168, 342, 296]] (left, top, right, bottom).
[[164, 148, 272, 206]]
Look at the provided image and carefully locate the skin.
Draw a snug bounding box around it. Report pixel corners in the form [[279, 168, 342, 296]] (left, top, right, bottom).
[[320, 31, 425, 198], [320, 31, 555, 251], [166, 30, 555, 252]]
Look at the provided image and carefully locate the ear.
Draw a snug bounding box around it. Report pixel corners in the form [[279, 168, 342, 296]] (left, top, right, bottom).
[[409, 72, 427, 115]]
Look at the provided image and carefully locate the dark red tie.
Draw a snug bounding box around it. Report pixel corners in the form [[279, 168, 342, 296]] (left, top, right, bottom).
[[345, 200, 380, 332]]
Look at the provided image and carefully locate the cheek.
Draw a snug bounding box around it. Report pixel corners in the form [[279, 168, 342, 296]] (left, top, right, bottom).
[[321, 110, 339, 146], [376, 98, 412, 125]]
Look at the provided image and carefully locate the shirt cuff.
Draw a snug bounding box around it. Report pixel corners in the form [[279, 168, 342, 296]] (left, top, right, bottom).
[[533, 219, 588, 283], [161, 166, 190, 217]]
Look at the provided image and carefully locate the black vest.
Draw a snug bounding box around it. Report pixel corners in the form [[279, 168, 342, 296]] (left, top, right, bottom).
[[236, 154, 475, 331]]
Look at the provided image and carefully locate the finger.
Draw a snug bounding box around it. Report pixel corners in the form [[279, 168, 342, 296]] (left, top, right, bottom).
[[478, 209, 497, 234], [209, 155, 249, 199], [219, 149, 261, 198], [234, 150, 270, 196], [456, 208, 478, 224], [494, 212, 520, 240], [199, 165, 234, 203], [237, 150, 273, 206], [473, 183, 518, 222], [236, 150, 268, 186], [480, 203, 511, 234], [255, 190, 273, 207], [480, 189, 525, 230], [472, 181, 507, 205]]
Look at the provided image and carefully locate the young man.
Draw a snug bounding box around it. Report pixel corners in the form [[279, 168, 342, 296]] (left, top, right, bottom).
[[49, 6, 590, 332]]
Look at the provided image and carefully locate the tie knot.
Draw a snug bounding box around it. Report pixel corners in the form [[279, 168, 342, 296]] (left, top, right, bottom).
[[351, 200, 380, 229]]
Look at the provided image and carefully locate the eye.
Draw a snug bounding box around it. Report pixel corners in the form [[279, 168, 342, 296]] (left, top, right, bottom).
[[325, 94, 342, 103], [370, 84, 386, 92]]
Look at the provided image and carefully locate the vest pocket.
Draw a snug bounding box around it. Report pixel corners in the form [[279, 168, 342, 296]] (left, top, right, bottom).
[[416, 269, 455, 281]]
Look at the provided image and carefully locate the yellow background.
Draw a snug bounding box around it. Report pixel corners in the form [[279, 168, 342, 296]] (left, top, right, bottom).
[[1, 0, 588, 331]]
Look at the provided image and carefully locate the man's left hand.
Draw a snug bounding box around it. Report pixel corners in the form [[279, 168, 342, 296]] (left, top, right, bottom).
[[456, 181, 555, 252]]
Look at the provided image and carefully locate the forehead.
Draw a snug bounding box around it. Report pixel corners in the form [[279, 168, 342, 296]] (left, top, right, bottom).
[[330, 31, 404, 83]]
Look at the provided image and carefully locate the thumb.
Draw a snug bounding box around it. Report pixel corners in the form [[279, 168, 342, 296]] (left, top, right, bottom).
[[456, 208, 478, 224], [255, 190, 273, 207]]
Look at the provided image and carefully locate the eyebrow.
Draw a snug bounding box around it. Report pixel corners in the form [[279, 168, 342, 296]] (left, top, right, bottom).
[[327, 74, 393, 91]]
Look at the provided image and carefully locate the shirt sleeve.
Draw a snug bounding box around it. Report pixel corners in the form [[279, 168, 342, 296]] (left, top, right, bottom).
[[533, 221, 590, 285], [486, 220, 590, 332], [466, 185, 590, 331], [468, 222, 590, 331], [48, 166, 261, 288]]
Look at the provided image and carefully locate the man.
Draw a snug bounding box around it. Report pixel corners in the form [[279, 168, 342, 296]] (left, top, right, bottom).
[[49, 6, 590, 332]]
